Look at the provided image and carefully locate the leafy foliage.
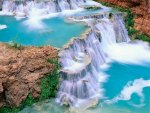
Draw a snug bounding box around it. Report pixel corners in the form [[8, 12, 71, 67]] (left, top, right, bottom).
[[0, 94, 36, 113], [84, 6, 101, 10], [135, 34, 150, 43], [40, 59, 59, 100], [8, 41, 22, 50], [40, 73, 58, 99]]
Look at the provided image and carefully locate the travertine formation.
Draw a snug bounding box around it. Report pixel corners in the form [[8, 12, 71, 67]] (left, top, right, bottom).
[[99, 0, 150, 36], [0, 43, 58, 107]]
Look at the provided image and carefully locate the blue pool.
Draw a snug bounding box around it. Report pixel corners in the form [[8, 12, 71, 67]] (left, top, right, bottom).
[[0, 16, 87, 48]]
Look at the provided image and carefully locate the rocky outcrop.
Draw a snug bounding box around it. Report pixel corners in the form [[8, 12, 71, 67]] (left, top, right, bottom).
[[99, 0, 150, 36], [0, 43, 58, 107]]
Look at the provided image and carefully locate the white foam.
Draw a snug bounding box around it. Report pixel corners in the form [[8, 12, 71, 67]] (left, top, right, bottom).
[[22, 8, 48, 30], [63, 60, 86, 73], [105, 78, 150, 107], [22, 7, 84, 30], [128, 101, 145, 108], [0, 24, 7, 30], [0, 11, 13, 15], [84, 0, 102, 6], [23, 19, 46, 30], [106, 41, 150, 65]]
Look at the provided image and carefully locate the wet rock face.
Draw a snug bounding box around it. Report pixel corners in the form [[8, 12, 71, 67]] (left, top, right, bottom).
[[99, 0, 150, 36], [0, 43, 58, 107]]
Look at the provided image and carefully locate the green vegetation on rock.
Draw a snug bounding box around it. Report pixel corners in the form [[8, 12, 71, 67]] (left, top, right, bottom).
[[84, 6, 101, 10], [8, 41, 22, 50], [40, 58, 59, 100], [0, 94, 37, 113], [135, 34, 150, 43]]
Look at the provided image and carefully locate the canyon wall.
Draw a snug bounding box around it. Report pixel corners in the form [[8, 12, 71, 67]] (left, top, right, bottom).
[[99, 0, 150, 36]]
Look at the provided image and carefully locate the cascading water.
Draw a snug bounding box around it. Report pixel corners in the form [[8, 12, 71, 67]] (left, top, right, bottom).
[[56, 29, 106, 111], [1, 0, 85, 17], [56, 14, 130, 111], [113, 14, 130, 42], [95, 18, 116, 52], [95, 14, 130, 50]]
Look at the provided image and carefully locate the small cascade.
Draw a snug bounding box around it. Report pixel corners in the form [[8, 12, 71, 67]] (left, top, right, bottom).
[[1, 0, 85, 17], [94, 14, 130, 53], [56, 29, 106, 109], [95, 18, 116, 52], [113, 14, 130, 42]]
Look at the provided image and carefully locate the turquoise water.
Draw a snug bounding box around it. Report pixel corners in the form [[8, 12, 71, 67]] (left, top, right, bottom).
[[0, 16, 87, 48], [98, 62, 150, 113], [20, 61, 150, 113]]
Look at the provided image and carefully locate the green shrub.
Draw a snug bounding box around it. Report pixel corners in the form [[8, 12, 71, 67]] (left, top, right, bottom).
[[0, 94, 36, 113], [135, 34, 150, 43], [40, 70, 59, 100], [8, 41, 22, 50], [84, 6, 101, 10], [40, 58, 59, 100], [127, 27, 137, 36]]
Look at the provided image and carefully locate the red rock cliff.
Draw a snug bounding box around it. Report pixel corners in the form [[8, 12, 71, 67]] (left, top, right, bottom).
[[0, 43, 58, 107], [99, 0, 150, 36]]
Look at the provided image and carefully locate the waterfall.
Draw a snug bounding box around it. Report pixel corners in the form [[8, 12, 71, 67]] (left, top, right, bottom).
[[1, 0, 85, 17], [95, 18, 116, 52], [94, 15, 130, 54], [113, 14, 130, 42], [56, 29, 106, 109], [57, 14, 130, 110]]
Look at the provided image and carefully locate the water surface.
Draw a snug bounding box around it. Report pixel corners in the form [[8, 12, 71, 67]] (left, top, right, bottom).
[[0, 16, 87, 48]]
